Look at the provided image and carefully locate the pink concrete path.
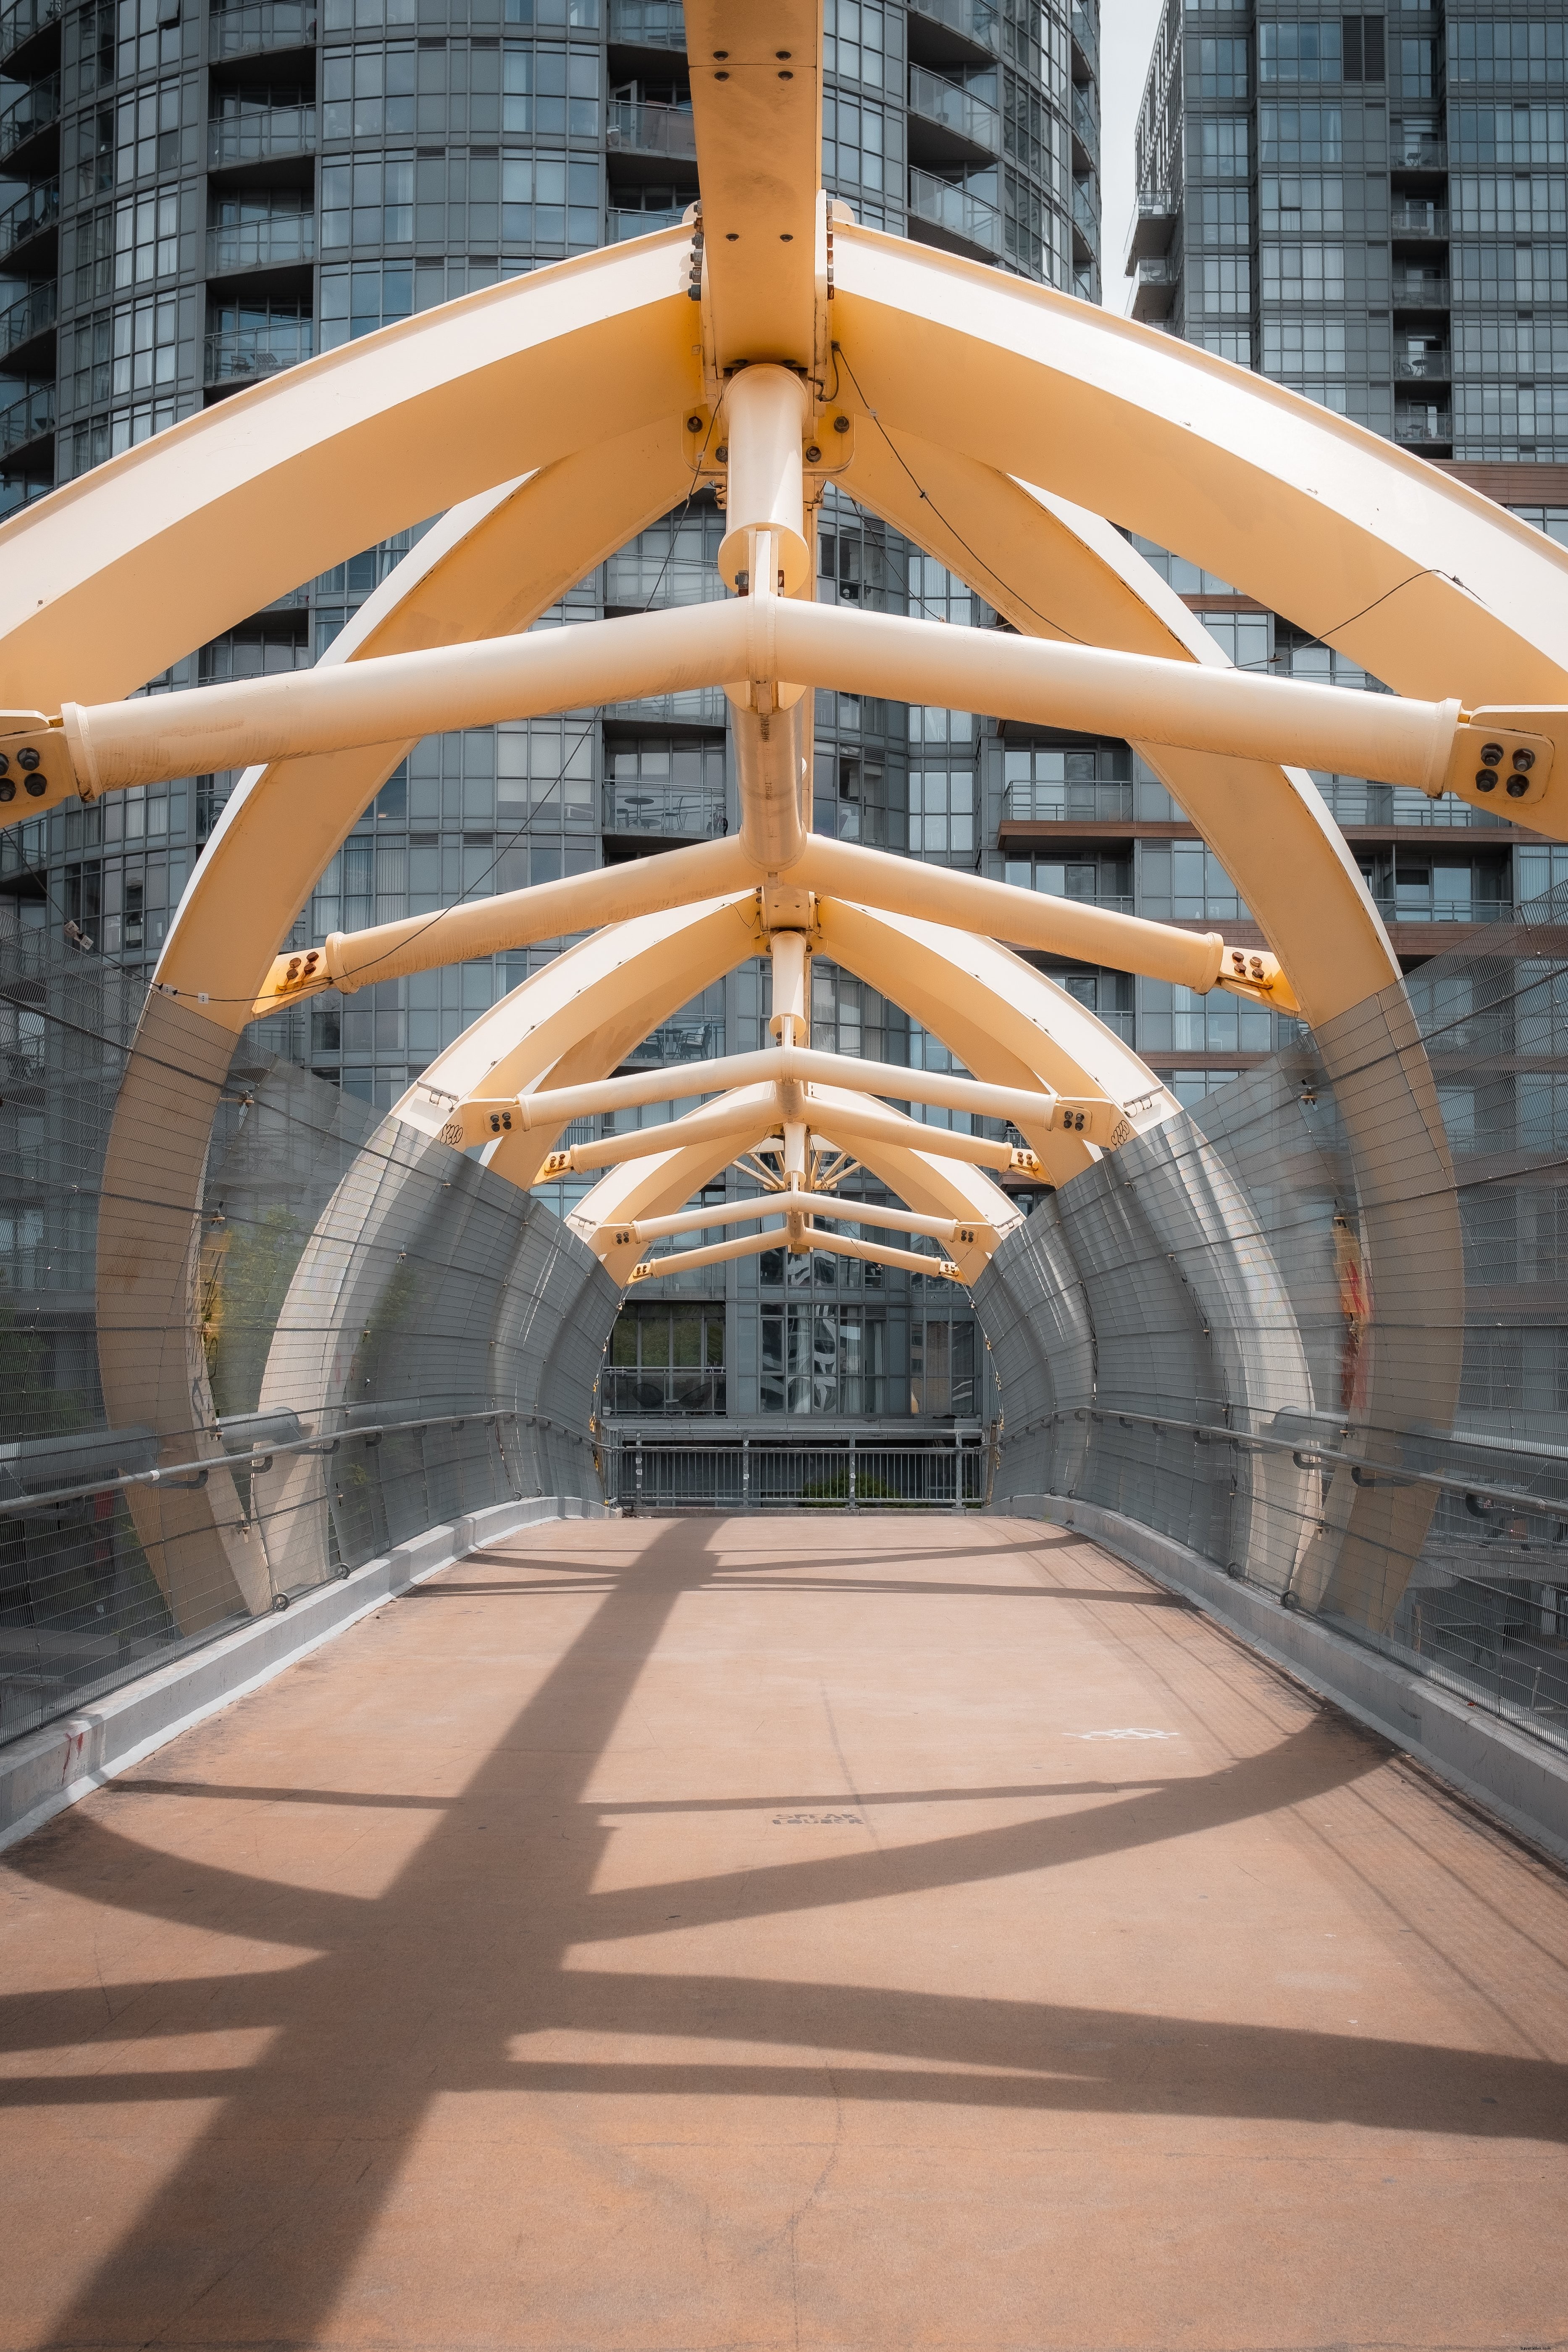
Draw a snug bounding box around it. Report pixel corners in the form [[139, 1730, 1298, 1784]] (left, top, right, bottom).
[[3, 1513, 1568, 2352]]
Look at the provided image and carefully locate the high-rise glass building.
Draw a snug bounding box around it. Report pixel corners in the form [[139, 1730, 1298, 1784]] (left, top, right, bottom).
[[0, 0, 1100, 1434], [1113, 0, 1568, 1091]]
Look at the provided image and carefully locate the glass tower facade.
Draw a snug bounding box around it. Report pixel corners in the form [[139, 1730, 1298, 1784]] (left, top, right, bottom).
[[1114, 0, 1568, 1105], [0, 0, 1100, 1436]]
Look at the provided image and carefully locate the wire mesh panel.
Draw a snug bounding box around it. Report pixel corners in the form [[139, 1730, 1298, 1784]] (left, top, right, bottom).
[[0, 925, 609, 1750], [980, 886, 1568, 1752]]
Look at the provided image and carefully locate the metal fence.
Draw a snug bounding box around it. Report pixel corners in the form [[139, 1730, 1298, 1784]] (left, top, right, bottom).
[[0, 926, 609, 1749], [605, 1437, 989, 1512], [980, 883, 1568, 1754]]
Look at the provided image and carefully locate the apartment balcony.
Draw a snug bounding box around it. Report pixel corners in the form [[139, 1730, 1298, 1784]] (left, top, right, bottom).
[[607, 99, 697, 163], [1130, 253, 1176, 323], [1392, 198, 1448, 237], [208, 0, 317, 56], [621, 1019, 724, 1068], [1069, 5, 1097, 76], [607, 0, 686, 49], [1394, 404, 1452, 446], [0, 279, 53, 363], [206, 215, 316, 274], [0, 0, 58, 72], [1392, 131, 1446, 171], [0, 177, 56, 265], [908, 166, 1001, 259], [0, 72, 56, 168], [1072, 81, 1097, 162], [1392, 268, 1450, 307], [1003, 778, 1135, 825], [906, 0, 999, 63], [609, 204, 688, 240], [0, 378, 52, 454], [207, 105, 316, 166], [605, 785, 726, 840], [1124, 188, 1177, 269], [204, 323, 314, 385], [1395, 348, 1451, 382], [602, 1369, 725, 1417], [907, 63, 999, 158]]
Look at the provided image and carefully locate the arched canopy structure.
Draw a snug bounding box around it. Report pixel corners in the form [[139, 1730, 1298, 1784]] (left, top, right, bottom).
[[6, 0, 1565, 1633]]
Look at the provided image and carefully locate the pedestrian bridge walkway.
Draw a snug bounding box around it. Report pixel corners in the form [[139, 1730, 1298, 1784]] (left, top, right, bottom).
[[3, 1513, 1565, 2352]]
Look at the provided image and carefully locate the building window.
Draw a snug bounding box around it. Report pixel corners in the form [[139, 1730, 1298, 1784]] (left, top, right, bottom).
[[822, 88, 886, 190], [1196, 253, 1250, 314], [1198, 115, 1249, 175], [1453, 105, 1568, 167], [1261, 241, 1346, 299], [1260, 173, 1344, 231], [822, 0, 886, 90], [1258, 22, 1343, 83], [1259, 102, 1343, 164], [1194, 37, 1248, 97], [761, 1303, 890, 1416], [1262, 316, 1347, 374], [1450, 22, 1568, 87], [911, 1318, 974, 1418], [605, 1304, 725, 1417]]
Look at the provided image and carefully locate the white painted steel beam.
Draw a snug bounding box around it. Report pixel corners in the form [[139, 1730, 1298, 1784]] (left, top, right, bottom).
[[628, 1223, 961, 1283], [618, 1190, 981, 1244]]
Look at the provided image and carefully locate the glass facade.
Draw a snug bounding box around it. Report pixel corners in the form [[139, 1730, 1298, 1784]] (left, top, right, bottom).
[[1104, 0, 1568, 1114]]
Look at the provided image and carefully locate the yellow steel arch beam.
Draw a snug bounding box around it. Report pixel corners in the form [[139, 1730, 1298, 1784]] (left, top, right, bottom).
[[813, 900, 1178, 1186], [829, 222, 1568, 711], [153, 412, 696, 1029], [0, 235, 700, 710], [838, 428, 1401, 1030]]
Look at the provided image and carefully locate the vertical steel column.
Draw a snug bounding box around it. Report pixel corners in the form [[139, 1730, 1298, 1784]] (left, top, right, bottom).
[[848, 1433, 857, 1510]]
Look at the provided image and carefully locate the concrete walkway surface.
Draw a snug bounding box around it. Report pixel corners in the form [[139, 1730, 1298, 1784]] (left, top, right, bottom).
[[2, 1513, 1567, 2352]]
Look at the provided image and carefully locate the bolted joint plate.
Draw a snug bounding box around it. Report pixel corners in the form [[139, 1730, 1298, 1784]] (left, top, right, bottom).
[[436, 1097, 519, 1150], [1445, 708, 1557, 817], [0, 715, 79, 824]]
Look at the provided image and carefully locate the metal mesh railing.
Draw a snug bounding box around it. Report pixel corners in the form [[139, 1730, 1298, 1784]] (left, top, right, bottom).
[[0, 927, 609, 1749], [981, 880, 1568, 1754]]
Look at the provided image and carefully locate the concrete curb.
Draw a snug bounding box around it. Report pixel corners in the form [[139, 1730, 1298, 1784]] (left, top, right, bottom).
[[1003, 1492, 1568, 1871], [0, 1493, 607, 1854]]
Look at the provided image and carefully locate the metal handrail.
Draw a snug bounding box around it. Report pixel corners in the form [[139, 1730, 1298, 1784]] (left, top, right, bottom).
[[1023, 1403, 1568, 1520], [0, 1405, 596, 1521]]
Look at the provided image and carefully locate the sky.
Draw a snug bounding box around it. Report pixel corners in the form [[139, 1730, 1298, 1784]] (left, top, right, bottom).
[[1098, 0, 1166, 313]]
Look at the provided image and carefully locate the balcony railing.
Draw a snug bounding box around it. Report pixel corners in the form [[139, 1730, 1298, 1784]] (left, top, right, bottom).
[[602, 1370, 726, 1418], [1005, 779, 1134, 823], [605, 786, 726, 838], [622, 1020, 724, 1067], [1130, 253, 1176, 321], [607, 0, 685, 47], [0, 0, 58, 67], [907, 0, 998, 54], [203, 323, 314, 382], [607, 685, 728, 726], [1072, 82, 1097, 148], [609, 204, 688, 241], [1393, 131, 1446, 169], [0, 177, 56, 262], [606, 97, 697, 161], [206, 214, 316, 272], [1069, 5, 1097, 72], [1393, 270, 1450, 306], [208, 0, 317, 56], [1394, 408, 1452, 444], [1392, 198, 1447, 236], [0, 278, 53, 359], [908, 63, 999, 152], [207, 104, 315, 164], [908, 166, 1001, 253], [0, 72, 56, 165], [1395, 349, 1451, 380], [0, 378, 52, 452]]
